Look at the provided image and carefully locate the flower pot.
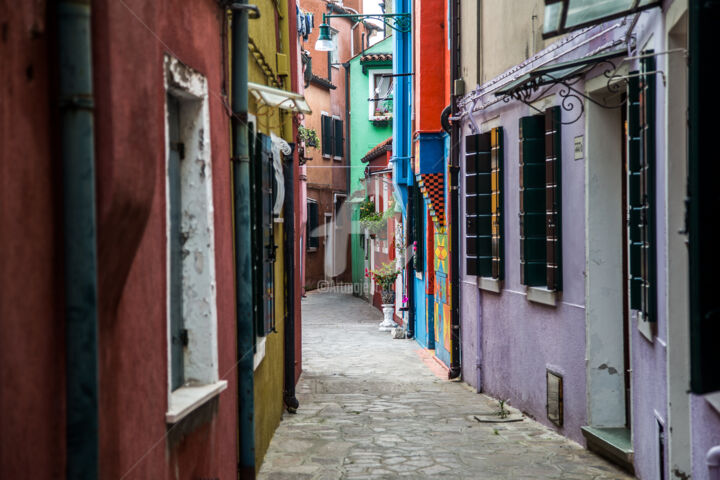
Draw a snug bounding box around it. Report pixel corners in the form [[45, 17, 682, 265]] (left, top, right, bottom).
[[381, 287, 395, 305]]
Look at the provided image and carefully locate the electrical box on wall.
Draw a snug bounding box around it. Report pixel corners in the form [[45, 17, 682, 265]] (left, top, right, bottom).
[[276, 53, 289, 78], [547, 370, 563, 427]]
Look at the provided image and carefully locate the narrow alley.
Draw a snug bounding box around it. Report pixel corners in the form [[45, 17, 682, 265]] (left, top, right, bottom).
[[258, 292, 632, 480]]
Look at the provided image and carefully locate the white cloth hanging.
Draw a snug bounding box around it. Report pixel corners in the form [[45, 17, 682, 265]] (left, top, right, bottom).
[[270, 133, 291, 217]]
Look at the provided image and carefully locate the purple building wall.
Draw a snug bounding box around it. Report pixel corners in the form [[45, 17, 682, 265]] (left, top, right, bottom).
[[459, 98, 588, 444], [457, 7, 720, 477]]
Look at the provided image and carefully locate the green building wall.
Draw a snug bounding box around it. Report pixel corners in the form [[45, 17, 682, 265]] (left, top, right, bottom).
[[349, 36, 394, 291]]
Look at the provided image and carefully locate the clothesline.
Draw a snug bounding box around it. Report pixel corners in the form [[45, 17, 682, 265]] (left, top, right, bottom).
[[296, 5, 314, 41]]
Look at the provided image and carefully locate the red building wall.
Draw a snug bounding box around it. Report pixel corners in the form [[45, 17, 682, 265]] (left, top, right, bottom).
[[1, 2, 238, 479], [413, 0, 448, 132]]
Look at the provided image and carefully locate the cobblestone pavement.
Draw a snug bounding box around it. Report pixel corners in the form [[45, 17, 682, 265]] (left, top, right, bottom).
[[258, 291, 633, 480]]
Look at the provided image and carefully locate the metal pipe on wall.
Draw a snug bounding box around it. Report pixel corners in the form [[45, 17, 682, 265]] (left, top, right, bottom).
[[58, 1, 100, 477], [230, 2, 256, 476], [447, 0, 462, 380], [283, 0, 300, 415]]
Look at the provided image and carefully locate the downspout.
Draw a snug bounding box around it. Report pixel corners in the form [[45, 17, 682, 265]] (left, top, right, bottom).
[[283, 0, 300, 414], [282, 156, 299, 412], [708, 446, 720, 480], [343, 63, 351, 212], [58, 1, 99, 478], [407, 186, 415, 339], [230, 2, 256, 477], [447, 0, 462, 380]]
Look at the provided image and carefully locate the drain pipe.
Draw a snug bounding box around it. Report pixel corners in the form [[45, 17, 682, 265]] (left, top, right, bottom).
[[283, 0, 300, 414], [282, 155, 299, 413], [447, 0, 462, 380], [709, 446, 720, 480], [58, 1, 99, 478], [230, 2, 256, 477]]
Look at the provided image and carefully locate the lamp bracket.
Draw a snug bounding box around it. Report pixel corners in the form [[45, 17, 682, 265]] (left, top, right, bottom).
[[322, 13, 411, 33]]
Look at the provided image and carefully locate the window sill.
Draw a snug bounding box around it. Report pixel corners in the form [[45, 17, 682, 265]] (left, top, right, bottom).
[[307, 247, 318, 252], [477, 277, 502, 293], [254, 337, 266, 371], [527, 287, 557, 306], [166, 380, 228, 424], [706, 392, 720, 416], [333, 156, 342, 162], [636, 311, 656, 342]]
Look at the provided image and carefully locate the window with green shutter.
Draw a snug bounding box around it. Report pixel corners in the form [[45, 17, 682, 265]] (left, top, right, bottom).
[[321, 115, 333, 156], [333, 118, 344, 158], [465, 132, 492, 277], [465, 129, 504, 279], [251, 133, 276, 336], [307, 200, 319, 249], [519, 115, 547, 286], [491, 128, 505, 279], [545, 107, 562, 291], [627, 53, 657, 322]]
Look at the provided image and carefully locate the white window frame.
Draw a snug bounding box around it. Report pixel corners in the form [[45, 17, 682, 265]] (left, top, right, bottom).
[[368, 68, 393, 121], [164, 55, 226, 424]]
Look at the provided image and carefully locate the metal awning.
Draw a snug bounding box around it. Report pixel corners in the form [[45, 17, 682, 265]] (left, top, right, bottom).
[[542, 0, 661, 38], [494, 48, 628, 124], [248, 82, 312, 114], [495, 48, 627, 97]]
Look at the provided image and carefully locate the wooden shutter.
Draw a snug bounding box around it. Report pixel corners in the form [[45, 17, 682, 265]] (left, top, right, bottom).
[[465, 133, 492, 277], [689, 0, 720, 393], [321, 115, 333, 156], [261, 140, 275, 335], [490, 127, 505, 280], [167, 94, 184, 390], [252, 134, 276, 336], [333, 118, 343, 157], [412, 185, 424, 273], [545, 107, 562, 291], [519, 115, 547, 286], [307, 201, 319, 249], [627, 53, 657, 321]]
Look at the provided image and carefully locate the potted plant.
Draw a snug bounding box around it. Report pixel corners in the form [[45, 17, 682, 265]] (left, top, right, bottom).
[[365, 261, 401, 331], [358, 198, 385, 239], [298, 125, 319, 148]]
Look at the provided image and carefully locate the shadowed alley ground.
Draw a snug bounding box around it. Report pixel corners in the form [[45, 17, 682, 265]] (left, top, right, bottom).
[[258, 291, 632, 479]]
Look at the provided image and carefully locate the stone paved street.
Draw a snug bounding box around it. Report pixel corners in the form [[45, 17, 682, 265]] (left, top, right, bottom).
[[258, 292, 634, 480]]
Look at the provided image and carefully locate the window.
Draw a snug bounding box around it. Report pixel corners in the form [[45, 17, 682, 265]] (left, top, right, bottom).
[[164, 56, 225, 424], [333, 117, 344, 159], [250, 131, 276, 336], [411, 184, 425, 273], [627, 53, 657, 322], [329, 29, 339, 67], [320, 113, 343, 159], [519, 106, 562, 291], [307, 200, 319, 250], [465, 127, 504, 279], [369, 69, 393, 120]]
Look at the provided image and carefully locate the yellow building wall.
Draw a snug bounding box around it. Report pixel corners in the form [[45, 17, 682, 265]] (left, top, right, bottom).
[[246, 0, 294, 471]]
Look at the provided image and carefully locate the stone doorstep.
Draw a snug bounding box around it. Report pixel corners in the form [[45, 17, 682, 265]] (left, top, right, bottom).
[[581, 426, 635, 475]]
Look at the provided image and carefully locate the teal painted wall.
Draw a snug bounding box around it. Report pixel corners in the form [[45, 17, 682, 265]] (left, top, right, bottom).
[[349, 36, 393, 290]]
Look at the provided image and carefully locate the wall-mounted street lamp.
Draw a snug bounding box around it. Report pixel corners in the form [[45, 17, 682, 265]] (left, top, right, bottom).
[[314, 12, 412, 51]]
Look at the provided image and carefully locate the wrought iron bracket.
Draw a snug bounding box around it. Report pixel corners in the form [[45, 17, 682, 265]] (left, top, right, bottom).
[[322, 13, 411, 33], [498, 58, 633, 125]]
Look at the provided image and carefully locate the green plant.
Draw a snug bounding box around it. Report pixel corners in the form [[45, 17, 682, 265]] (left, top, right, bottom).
[[358, 198, 377, 221], [365, 261, 400, 291], [497, 399, 510, 419], [298, 125, 319, 148]]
